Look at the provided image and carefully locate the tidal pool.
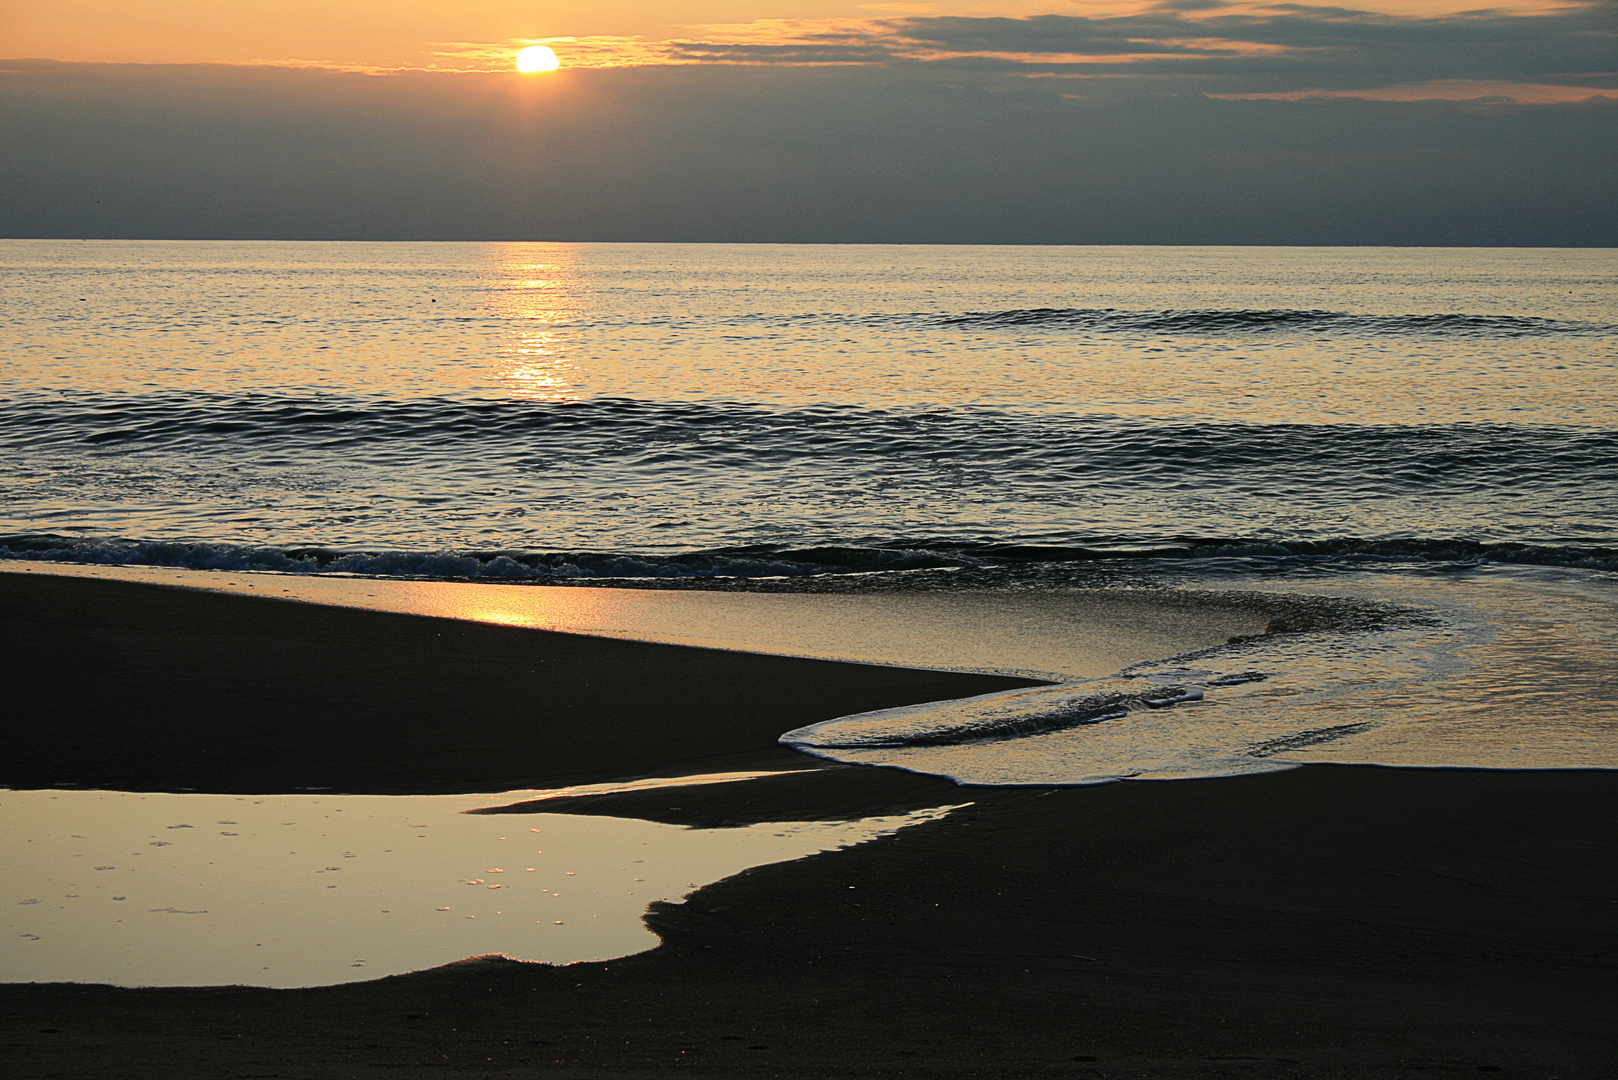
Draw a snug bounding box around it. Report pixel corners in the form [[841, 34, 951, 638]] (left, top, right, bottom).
[[1, 784, 957, 988]]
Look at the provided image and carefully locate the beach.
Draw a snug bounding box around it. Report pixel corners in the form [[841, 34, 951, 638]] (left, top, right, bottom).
[[3, 571, 1614, 1078], [4, 231, 1617, 1070], [0, 570, 1040, 795]]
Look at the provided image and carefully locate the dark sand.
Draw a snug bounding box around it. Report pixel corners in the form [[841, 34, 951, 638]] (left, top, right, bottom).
[[0, 572, 1036, 794], [2, 572, 1614, 1078]]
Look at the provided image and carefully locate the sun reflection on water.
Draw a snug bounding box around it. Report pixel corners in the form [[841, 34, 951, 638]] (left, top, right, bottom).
[[490, 246, 588, 403]]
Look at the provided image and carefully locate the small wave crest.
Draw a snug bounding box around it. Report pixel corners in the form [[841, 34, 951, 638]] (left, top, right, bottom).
[[1, 534, 1613, 580], [0, 536, 980, 580], [930, 308, 1607, 337], [10, 395, 1612, 504]]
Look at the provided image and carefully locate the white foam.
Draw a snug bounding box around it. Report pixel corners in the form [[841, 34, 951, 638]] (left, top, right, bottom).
[[786, 566, 1618, 785]]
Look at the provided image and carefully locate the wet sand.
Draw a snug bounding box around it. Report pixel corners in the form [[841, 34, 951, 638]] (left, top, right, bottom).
[[2, 571, 1615, 1078], [0, 571, 1038, 794]]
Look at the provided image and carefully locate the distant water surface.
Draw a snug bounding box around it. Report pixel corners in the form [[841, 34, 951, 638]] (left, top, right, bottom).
[[3, 241, 1612, 563]]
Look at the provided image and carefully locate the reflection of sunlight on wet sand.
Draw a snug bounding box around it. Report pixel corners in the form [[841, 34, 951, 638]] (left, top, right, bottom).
[[489, 245, 587, 402], [1, 562, 1257, 681], [1, 788, 953, 989], [8, 563, 1610, 785]]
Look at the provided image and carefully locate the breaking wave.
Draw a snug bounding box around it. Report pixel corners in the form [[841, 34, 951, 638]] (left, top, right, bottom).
[[3, 534, 1613, 580], [779, 676, 1259, 752]]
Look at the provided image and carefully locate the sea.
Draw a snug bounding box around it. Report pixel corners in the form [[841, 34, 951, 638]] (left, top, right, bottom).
[[3, 240, 1616, 787]]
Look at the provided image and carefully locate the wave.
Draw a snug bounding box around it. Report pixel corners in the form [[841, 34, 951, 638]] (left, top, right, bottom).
[[927, 308, 1610, 337], [781, 670, 1279, 753], [774, 567, 1618, 786], [4, 395, 1613, 574], [782, 681, 1166, 751], [3, 534, 1613, 580], [0, 536, 978, 580], [245, 307, 1601, 340], [7, 394, 1616, 491]]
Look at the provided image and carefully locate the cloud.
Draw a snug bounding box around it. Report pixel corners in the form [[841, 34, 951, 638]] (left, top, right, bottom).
[[1220, 79, 1618, 103], [2, 58, 1613, 245], [661, 41, 899, 65], [884, 3, 1618, 97], [878, 3, 1617, 88], [429, 2, 1616, 102]]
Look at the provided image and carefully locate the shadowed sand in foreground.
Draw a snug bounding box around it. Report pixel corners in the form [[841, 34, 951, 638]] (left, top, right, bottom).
[[1, 571, 1614, 1078]]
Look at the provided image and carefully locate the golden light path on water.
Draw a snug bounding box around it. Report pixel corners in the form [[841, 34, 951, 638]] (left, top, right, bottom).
[[491, 244, 587, 402]]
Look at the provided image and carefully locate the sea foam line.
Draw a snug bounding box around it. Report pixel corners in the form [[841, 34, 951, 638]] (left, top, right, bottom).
[[779, 671, 1267, 754], [3, 534, 1614, 579]]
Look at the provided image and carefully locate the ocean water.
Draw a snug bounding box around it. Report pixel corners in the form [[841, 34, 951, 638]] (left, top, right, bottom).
[[3, 239, 1616, 784]]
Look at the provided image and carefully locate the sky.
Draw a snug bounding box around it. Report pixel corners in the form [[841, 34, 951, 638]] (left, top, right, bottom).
[[2, 1, 1614, 243]]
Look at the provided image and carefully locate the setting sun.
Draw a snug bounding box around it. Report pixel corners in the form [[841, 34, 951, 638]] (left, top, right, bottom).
[[515, 45, 560, 73]]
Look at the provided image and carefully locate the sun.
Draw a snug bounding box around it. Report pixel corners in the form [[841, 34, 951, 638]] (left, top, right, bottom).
[[515, 45, 560, 73]]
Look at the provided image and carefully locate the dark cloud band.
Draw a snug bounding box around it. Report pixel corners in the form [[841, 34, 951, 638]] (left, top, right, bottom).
[[657, 2, 1617, 95]]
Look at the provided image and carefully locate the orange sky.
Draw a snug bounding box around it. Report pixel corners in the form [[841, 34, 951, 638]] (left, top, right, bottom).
[[1, 0, 1578, 71], [4, 1, 1610, 242]]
